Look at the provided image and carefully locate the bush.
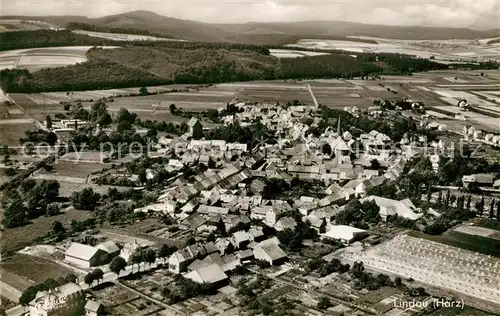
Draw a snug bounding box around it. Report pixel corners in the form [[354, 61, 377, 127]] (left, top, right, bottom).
[[317, 296, 332, 310]]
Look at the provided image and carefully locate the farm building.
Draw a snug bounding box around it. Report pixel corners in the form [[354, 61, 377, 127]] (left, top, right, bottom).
[[64, 243, 109, 268], [321, 225, 369, 244], [96, 241, 120, 257]]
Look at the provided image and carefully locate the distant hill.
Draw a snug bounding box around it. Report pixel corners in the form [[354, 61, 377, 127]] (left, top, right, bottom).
[[2, 10, 499, 43]]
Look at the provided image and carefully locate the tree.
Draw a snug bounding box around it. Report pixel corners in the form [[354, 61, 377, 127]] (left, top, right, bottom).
[[317, 296, 332, 310], [91, 268, 104, 284], [169, 104, 177, 114], [4, 168, 17, 176], [489, 199, 495, 219], [369, 159, 382, 170], [46, 132, 58, 146], [158, 244, 176, 263], [144, 248, 157, 268], [139, 86, 148, 96], [475, 197, 485, 216], [46, 203, 60, 216], [71, 187, 100, 211], [466, 195, 472, 211], [84, 272, 95, 286], [109, 256, 127, 277], [51, 220, 66, 236], [98, 113, 112, 127], [497, 201, 500, 221], [2, 200, 27, 228], [21, 178, 37, 193], [395, 277, 402, 287], [45, 115, 52, 129], [130, 248, 143, 272], [350, 261, 365, 278], [436, 191, 442, 206]]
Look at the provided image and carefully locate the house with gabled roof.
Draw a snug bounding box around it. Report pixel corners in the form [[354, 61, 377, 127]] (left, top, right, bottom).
[[253, 243, 288, 266], [64, 243, 108, 268], [185, 263, 229, 287]]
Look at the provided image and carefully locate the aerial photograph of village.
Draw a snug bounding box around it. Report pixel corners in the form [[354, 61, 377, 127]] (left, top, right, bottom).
[[0, 1, 499, 316]]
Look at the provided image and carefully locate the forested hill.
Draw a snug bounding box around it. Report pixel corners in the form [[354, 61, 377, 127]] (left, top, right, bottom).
[[0, 43, 454, 93], [0, 30, 118, 51], [3, 10, 500, 42]]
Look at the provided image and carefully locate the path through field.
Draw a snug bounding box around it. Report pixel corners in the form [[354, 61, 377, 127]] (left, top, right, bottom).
[[307, 84, 319, 107]]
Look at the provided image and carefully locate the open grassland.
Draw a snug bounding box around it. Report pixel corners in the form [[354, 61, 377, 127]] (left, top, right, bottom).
[[0, 208, 92, 255], [407, 230, 500, 258]]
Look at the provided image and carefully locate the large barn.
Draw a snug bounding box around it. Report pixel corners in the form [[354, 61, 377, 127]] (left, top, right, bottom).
[[64, 243, 108, 268]]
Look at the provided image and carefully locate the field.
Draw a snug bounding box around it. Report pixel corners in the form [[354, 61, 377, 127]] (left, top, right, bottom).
[[407, 230, 500, 258], [233, 82, 313, 105], [453, 225, 500, 240], [0, 19, 55, 32], [472, 218, 500, 231], [0, 253, 73, 284], [0, 121, 37, 146], [72, 30, 185, 42], [287, 37, 500, 63], [32, 160, 110, 183], [0, 46, 117, 71], [0, 208, 92, 255], [269, 49, 330, 58]]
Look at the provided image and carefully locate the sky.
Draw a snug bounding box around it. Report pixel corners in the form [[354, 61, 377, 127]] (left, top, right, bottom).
[[2, 0, 500, 29]]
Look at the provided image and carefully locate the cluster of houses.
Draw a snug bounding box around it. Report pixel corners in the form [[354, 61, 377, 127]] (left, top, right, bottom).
[[462, 125, 500, 145], [30, 100, 473, 315]]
